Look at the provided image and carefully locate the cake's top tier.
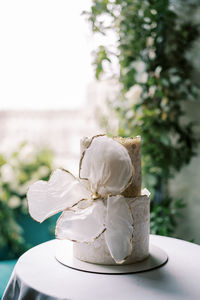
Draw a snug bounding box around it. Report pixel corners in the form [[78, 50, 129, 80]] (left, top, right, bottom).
[[114, 136, 141, 197], [80, 135, 142, 198]]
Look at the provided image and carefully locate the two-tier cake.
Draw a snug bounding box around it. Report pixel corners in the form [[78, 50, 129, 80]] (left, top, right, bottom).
[[27, 135, 150, 265]]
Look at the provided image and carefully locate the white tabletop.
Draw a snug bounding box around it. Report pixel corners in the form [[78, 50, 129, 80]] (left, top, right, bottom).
[[3, 235, 200, 300]]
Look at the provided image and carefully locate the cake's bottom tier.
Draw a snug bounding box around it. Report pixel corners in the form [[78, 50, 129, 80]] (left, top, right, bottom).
[[73, 194, 150, 265]]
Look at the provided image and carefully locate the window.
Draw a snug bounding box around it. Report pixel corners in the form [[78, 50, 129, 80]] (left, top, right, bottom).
[[0, 0, 93, 110]]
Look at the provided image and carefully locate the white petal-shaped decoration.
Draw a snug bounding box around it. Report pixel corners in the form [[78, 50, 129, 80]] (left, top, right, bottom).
[[105, 195, 133, 264], [27, 169, 90, 223], [80, 136, 133, 197], [55, 200, 106, 243]]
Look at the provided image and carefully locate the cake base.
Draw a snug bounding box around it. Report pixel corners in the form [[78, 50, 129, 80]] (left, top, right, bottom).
[[73, 193, 150, 265], [55, 240, 168, 274]]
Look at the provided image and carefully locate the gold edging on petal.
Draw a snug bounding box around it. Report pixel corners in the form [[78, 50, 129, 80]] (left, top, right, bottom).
[[79, 134, 106, 180], [119, 166, 134, 195], [70, 198, 91, 209], [82, 227, 106, 245], [55, 209, 106, 244], [60, 168, 76, 178], [55, 197, 90, 236]]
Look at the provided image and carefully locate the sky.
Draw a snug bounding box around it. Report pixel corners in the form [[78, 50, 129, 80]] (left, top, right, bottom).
[[0, 0, 95, 110]]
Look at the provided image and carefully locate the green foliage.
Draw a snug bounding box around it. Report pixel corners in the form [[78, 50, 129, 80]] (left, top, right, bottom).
[[0, 142, 54, 258], [93, 45, 111, 79], [86, 0, 200, 236]]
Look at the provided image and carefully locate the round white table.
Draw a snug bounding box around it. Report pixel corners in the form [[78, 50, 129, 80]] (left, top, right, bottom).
[[2, 235, 200, 300]]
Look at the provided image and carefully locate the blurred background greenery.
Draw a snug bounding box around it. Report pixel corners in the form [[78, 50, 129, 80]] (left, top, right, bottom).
[[0, 143, 55, 259]]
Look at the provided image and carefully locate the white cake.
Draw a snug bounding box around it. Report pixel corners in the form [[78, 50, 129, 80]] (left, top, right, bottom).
[[73, 136, 150, 265], [27, 135, 150, 265]]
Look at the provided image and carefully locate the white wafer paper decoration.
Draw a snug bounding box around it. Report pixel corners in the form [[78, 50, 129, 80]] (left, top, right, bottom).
[[27, 135, 138, 263]]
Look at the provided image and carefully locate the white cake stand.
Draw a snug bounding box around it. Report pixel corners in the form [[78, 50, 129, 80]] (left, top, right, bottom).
[[55, 240, 168, 274]]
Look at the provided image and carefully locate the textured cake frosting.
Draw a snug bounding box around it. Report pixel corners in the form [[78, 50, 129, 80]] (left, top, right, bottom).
[[115, 136, 142, 197]]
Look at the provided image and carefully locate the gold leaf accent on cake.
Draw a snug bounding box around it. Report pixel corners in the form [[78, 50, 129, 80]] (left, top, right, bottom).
[[114, 136, 142, 197]]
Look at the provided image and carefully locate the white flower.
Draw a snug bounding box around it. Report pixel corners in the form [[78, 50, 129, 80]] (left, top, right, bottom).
[[1, 164, 15, 183], [146, 36, 154, 47], [132, 60, 148, 84], [151, 9, 157, 15], [125, 110, 134, 119], [155, 66, 162, 78], [126, 84, 142, 107], [132, 60, 146, 73], [27, 135, 134, 263], [136, 72, 148, 84], [149, 49, 156, 60], [149, 86, 156, 97], [151, 22, 157, 29], [8, 196, 21, 209]]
